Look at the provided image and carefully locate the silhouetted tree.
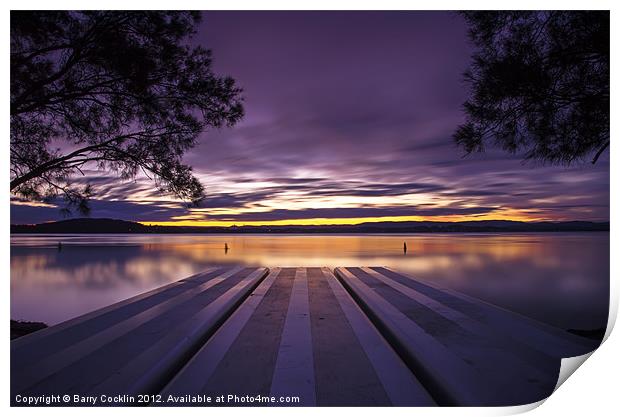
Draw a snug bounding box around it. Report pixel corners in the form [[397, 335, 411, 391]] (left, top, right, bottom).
[[455, 11, 609, 165], [11, 11, 243, 213]]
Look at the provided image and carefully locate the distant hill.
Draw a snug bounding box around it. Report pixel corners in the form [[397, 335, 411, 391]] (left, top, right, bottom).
[[11, 218, 149, 234], [10, 218, 610, 234]]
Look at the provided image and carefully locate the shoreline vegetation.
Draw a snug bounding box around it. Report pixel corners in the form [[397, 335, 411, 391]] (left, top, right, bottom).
[[10, 218, 609, 234], [11, 320, 47, 340]]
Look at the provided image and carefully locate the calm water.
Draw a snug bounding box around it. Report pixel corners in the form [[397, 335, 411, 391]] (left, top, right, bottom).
[[10, 233, 609, 330]]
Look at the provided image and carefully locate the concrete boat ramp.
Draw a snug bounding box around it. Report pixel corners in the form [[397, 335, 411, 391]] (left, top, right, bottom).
[[11, 267, 597, 407]]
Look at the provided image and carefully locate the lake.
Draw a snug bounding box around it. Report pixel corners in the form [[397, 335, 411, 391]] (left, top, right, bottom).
[[10, 232, 609, 331]]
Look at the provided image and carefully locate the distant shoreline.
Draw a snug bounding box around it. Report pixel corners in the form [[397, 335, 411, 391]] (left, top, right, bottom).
[[10, 218, 610, 234]]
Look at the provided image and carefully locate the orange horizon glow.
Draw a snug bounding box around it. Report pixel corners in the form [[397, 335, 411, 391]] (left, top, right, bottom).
[[139, 210, 552, 228]]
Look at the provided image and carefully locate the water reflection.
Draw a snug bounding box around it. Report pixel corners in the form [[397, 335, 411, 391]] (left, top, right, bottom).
[[10, 233, 609, 330]]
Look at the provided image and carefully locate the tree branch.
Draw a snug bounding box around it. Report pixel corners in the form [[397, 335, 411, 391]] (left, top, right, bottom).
[[10, 134, 133, 190], [591, 139, 610, 164]]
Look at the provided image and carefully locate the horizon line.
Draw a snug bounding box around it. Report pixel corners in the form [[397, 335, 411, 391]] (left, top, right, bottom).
[[12, 216, 610, 228]]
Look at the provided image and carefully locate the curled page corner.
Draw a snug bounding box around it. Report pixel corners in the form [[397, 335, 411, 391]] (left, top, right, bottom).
[[500, 350, 600, 415], [554, 352, 595, 393], [502, 398, 547, 415], [549, 291, 617, 398], [602, 297, 618, 344], [506, 318, 613, 415]]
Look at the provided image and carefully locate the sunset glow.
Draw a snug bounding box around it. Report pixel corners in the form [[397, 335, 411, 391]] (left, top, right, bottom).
[[140, 209, 549, 228]]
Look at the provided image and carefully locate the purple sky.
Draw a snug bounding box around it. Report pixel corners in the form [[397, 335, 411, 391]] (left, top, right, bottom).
[[11, 11, 610, 225]]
